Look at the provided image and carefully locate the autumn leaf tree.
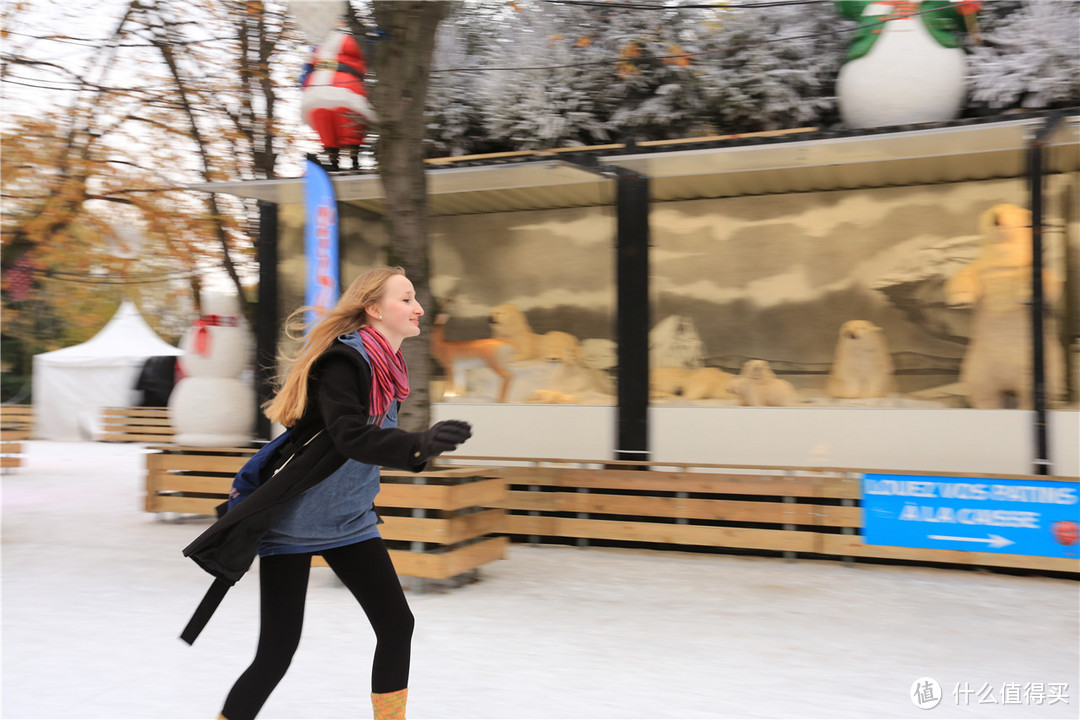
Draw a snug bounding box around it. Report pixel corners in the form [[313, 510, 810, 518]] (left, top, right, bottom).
[[1, 0, 306, 398], [1, 3, 198, 395]]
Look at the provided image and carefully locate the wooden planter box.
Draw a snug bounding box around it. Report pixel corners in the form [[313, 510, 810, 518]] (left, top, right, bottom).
[[1, 404, 33, 471], [145, 444, 250, 514], [100, 406, 174, 443], [351, 468, 508, 581], [145, 445, 507, 582]]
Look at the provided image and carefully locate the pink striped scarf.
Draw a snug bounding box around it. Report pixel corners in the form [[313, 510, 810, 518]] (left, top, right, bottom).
[[358, 326, 410, 420]]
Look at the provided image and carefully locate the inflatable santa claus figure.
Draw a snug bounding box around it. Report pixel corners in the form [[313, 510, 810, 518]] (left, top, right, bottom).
[[300, 22, 377, 171]]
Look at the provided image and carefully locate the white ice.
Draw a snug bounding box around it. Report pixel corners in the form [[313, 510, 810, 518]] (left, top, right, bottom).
[[2, 441, 1077, 719]]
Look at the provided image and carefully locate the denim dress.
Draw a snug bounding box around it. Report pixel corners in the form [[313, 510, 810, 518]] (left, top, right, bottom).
[[258, 334, 391, 557]]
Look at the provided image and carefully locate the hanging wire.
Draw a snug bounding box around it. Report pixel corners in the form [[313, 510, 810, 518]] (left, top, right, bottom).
[[27, 267, 196, 286], [2, 30, 235, 48], [0, 68, 258, 95]]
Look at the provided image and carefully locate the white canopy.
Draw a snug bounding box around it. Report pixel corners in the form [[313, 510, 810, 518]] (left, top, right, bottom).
[[32, 300, 182, 441]]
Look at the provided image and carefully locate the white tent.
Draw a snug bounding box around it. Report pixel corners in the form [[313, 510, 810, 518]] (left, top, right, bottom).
[[32, 300, 182, 441]]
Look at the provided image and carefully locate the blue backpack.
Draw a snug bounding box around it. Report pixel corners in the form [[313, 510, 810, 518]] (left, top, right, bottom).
[[224, 333, 374, 515], [226, 429, 294, 514]]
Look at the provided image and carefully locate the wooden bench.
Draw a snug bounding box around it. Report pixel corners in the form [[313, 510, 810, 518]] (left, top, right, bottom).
[[0, 404, 33, 471], [145, 445, 508, 583], [445, 456, 1079, 576], [100, 406, 174, 443]]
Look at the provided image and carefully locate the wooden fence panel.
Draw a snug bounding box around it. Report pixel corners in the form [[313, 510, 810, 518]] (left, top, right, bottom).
[[146, 449, 1078, 577], [144, 446, 252, 514], [501, 515, 816, 553], [100, 406, 174, 443], [458, 458, 1076, 576], [501, 466, 822, 497], [1, 404, 33, 471], [501, 490, 855, 526], [378, 477, 505, 511]]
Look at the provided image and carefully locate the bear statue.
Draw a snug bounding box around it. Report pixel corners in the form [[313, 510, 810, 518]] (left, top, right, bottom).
[[945, 203, 1065, 409]]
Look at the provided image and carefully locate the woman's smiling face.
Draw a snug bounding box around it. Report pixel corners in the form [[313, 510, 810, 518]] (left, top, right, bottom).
[[368, 273, 423, 349]]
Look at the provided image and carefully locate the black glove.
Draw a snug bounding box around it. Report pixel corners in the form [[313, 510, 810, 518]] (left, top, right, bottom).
[[414, 420, 472, 463]]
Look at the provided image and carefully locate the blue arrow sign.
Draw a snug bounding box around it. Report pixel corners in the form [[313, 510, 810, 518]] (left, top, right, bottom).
[[863, 474, 1080, 558]]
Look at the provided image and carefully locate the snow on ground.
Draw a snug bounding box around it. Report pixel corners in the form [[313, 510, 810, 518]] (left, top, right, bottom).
[[2, 441, 1077, 720]]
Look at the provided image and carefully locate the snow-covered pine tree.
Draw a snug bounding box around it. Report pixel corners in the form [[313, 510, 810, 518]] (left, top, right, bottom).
[[574, 2, 710, 142], [425, 7, 492, 157], [967, 0, 1080, 111], [424, 0, 1075, 157], [693, 1, 845, 134], [474, 1, 613, 151]]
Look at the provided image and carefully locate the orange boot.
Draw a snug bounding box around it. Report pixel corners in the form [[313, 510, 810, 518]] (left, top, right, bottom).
[[371, 688, 408, 720]]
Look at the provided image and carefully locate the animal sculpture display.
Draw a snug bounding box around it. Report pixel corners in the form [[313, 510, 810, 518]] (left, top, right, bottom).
[[945, 203, 1065, 409], [649, 315, 706, 370], [528, 332, 615, 404], [729, 360, 800, 407], [540, 331, 580, 363], [489, 303, 544, 362], [430, 313, 514, 403], [827, 320, 897, 398], [650, 367, 734, 401]]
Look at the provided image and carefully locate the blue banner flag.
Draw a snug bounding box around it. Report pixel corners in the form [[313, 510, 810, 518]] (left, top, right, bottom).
[[304, 158, 339, 326], [863, 473, 1080, 558]]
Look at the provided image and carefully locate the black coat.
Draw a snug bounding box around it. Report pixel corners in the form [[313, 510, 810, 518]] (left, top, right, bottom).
[[180, 339, 425, 644], [135, 355, 178, 406]]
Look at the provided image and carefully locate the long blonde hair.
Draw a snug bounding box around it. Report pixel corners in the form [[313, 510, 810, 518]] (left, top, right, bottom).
[[264, 266, 406, 427]]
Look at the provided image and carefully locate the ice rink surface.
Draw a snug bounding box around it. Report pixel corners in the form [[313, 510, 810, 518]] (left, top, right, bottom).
[[2, 441, 1077, 719]]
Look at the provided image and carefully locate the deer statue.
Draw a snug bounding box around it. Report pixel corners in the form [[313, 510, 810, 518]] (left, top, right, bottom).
[[430, 311, 514, 403]]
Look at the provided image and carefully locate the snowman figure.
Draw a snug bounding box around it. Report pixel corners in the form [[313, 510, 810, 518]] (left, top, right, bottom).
[[169, 292, 255, 446], [835, 0, 981, 129]]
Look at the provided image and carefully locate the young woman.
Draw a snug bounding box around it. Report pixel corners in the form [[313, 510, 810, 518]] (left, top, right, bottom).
[[218, 266, 472, 720]]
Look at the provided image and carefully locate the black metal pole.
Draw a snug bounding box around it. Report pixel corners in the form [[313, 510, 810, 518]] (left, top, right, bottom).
[[1027, 119, 1056, 475], [255, 199, 279, 441], [615, 168, 650, 464]]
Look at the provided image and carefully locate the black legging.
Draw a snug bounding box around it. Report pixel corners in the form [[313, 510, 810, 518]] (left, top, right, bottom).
[[221, 537, 414, 720]]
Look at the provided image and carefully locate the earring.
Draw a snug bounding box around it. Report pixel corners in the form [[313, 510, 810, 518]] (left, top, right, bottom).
[[378, 315, 383, 320]]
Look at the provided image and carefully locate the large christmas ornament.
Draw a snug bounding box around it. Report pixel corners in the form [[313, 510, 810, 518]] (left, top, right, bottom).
[[169, 292, 255, 447], [300, 23, 377, 171], [835, 1, 981, 129]]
